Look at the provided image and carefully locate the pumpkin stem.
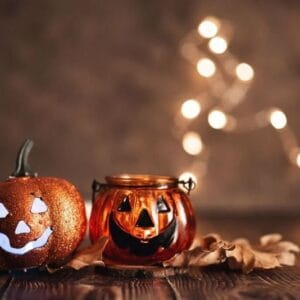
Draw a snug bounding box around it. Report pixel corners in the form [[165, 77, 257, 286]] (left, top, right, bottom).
[[11, 139, 37, 177]]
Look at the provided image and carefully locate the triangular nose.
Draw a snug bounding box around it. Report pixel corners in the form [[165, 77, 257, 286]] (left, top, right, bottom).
[[135, 209, 154, 228], [15, 221, 31, 234]]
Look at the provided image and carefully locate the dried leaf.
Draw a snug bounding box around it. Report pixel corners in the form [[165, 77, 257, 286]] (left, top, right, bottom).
[[260, 233, 282, 246], [165, 233, 299, 273], [225, 239, 255, 272], [47, 237, 109, 273], [47, 233, 298, 274], [163, 234, 234, 267], [256, 234, 300, 267], [67, 237, 109, 270]]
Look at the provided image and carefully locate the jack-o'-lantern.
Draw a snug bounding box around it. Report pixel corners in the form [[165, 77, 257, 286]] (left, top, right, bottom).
[[89, 174, 196, 265], [0, 139, 86, 270]]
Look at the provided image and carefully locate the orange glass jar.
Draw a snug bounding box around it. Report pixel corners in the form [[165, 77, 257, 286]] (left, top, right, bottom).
[[89, 174, 196, 265]]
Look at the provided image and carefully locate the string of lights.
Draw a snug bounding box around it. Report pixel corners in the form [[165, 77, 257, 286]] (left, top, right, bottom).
[[178, 16, 299, 186]]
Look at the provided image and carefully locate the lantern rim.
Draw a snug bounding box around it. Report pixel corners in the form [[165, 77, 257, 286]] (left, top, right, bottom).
[[105, 174, 178, 188]]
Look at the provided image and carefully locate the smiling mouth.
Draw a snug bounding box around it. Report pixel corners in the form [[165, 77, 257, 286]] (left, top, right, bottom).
[[109, 214, 177, 256], [140, 239, 150, 244], [0, 227, 53, 255]]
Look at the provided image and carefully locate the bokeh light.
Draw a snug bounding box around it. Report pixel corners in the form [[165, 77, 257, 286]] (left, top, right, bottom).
[[208, 110, 228, 129], [182, 132, 203, 155], [197, 58, 216, 78], [198, 17, 219, 38], [296, 152, 300, 168], [269, 109, 287, 130], [235, 63, 254, 81], [181, 99, 201, 119], [208, 36, 228, 54], [296, 153, 300, 168]]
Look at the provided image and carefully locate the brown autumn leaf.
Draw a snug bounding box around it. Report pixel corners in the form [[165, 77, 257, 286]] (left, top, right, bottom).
[[47, 233, 298, 274], [163, 234, 234, 267], [164, 233, 299, 273], [47, 236, 109, 273], [226, 234, 300, 273], [66, 236, 109, 270]]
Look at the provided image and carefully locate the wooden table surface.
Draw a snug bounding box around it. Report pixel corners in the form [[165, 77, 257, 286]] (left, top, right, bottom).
[[1, 215, 299, 300]]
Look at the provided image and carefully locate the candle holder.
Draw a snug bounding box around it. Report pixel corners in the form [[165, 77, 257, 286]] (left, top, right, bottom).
[[90, 174, 196, 265]]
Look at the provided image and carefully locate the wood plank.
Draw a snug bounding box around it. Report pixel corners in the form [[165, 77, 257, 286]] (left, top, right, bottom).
[[0, 273, 12, 299], [168, 267, 300, 299], [0, 266, 299, 299]]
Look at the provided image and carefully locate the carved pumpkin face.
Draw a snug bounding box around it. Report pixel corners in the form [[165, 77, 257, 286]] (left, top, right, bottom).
[[109, 191, 177, 256], [114, 192, 174, 239], [0, 191, 52, 256], [90, 175, 196, 265], [0, 140, 87, 270]]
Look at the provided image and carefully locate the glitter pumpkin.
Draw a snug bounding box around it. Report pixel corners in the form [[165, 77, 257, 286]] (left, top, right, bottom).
[[0, 139, 86, 270], [89, 175, 196, 265]]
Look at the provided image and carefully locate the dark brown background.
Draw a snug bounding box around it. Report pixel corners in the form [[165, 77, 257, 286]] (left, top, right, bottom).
[[1, 0, 300, 214]]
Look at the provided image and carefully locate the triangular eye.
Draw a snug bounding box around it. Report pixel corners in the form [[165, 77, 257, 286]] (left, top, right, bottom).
[[117, 196, 131, 212], [0, 203, 9, 218], [15, 221, 31, 234], [31, 197, 48, 213], [157, 196, 170, 213]]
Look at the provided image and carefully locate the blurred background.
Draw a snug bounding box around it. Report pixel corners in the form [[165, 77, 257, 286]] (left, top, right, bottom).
[[1, 0, 300, 216]]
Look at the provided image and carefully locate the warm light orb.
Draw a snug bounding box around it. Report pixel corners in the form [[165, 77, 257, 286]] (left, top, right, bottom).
[[198, 17, 219, 38], [179, 172, 198, 185], [269, 109, 287, 130], [296, 153, 300, 168], [197, 58, 216, 78], [181, 99, 201, 119], [208, 110, 228, 129], [182, 132, 203, 155], [235, 63, 254, 81], [208, 36, 228, 54]]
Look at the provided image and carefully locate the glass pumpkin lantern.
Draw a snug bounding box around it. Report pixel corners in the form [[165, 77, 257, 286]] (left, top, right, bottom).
[[89, 174, 196, 265]]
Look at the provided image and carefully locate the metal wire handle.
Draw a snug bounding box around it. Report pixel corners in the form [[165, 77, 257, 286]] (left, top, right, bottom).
[[91, 179, 107, 203], [177, 177, 196, 195], [92, 176, 196, 202]]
